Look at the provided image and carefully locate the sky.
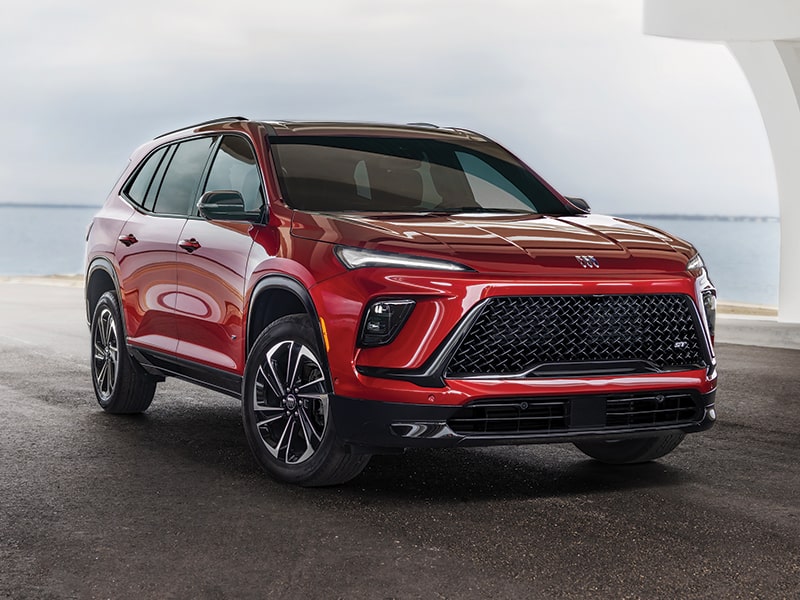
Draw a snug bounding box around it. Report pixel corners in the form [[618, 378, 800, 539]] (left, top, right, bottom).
[[0, 0, 779, 216]]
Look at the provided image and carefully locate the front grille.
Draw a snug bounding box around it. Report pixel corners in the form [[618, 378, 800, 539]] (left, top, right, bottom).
[[447, 392, 701, 436], [446, 294, 706, 377]]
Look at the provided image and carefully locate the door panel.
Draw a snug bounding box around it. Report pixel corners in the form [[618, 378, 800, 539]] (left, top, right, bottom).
[[174, 219, 254, 372], [172, 135, 263, 373], [116, 210, 186, 354], [114, 136, 218, 357]]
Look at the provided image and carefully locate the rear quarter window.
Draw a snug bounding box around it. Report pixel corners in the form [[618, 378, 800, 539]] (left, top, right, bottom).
[[124, 146, 168, 208]]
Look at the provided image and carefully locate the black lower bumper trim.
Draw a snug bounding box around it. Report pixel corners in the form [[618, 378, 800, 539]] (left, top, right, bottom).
[[330, 390, 716, 452]]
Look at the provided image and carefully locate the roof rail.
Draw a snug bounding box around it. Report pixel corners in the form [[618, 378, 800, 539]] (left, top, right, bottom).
[[406, 122, 440, 128], [154, 116, 248, 139]]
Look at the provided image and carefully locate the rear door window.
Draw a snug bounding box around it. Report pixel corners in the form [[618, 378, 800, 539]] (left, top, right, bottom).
[[153, 137, 215, 216]]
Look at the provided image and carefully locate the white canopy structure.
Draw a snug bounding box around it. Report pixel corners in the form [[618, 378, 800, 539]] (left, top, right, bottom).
[[644, 0, 800, 323]]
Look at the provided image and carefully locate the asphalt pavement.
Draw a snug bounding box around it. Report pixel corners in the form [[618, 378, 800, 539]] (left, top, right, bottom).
[[1, 281, 798, 599]]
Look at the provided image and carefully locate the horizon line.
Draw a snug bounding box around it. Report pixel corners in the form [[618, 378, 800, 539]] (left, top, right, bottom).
[[0, 202, 781, 221], [0, 202, 101, 209]]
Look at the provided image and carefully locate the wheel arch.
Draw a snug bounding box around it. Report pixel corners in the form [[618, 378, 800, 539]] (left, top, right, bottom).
[[246, 275, 332, 385], [85, 258, 122, 327]]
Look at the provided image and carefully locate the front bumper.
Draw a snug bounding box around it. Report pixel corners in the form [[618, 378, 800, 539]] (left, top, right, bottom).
[[311, 268, 716, 406], [331, 389, 716, 452]]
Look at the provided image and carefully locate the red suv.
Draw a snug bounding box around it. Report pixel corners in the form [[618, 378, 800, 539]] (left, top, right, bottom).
[[85, 118, 717, 486]]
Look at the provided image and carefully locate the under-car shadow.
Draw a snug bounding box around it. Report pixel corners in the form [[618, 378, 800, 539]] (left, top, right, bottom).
[[331, 446, 694, 503], [84, 387, 695, 501]]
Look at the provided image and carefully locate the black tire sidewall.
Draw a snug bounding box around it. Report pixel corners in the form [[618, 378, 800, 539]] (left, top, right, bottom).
[[241, 314, 344, 485], [90, 291, 155, 413], [574, 433, 685, 464], [90, 292, 126, 409]]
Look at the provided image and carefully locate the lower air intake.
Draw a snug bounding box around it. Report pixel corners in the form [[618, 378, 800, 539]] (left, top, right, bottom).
[[447, 392, 702, 436]]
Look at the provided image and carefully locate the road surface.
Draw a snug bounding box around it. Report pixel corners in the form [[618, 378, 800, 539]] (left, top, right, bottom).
[[1, 281, 798, 599]]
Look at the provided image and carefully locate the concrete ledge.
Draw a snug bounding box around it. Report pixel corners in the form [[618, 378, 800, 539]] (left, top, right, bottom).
[[716, 314, 800, 350], [0, 275, 84, 288], [717, 301, 778, 318]]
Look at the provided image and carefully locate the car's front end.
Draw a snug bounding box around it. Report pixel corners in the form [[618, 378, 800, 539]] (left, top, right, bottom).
[[260, 123, 717, 458], [298, 237, 715, 453]]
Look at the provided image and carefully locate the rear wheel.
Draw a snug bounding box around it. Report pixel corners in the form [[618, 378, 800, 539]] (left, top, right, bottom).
[[242, 314, 370, 486], [574, 433, 685, 464], [90, 291, 157, 414]]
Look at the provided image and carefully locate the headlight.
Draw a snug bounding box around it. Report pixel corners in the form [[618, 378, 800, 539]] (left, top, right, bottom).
[[335, 246, 472, 272], [702, 290, 716, 338], [687, 253, 716, 341], [686, 254, 705, 273], [687, 253, 712, 288]]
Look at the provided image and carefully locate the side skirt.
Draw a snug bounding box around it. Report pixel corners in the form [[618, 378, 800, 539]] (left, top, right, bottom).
[[128, 346, 242, 399]]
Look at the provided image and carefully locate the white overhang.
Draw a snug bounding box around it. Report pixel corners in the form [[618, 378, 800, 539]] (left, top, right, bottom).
[[644, 0, 800, 42]]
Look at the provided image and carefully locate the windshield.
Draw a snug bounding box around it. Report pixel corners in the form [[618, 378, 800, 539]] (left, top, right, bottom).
[[268, 135, 570, 215]]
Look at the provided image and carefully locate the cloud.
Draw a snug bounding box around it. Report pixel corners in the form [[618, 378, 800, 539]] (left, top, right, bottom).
[[0, 0, 778, 215]]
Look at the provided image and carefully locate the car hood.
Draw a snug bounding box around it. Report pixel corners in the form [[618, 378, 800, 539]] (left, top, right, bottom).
[[290, 211, 695, 274]]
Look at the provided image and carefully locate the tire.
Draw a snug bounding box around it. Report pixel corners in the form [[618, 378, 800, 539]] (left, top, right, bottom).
[[90, 291, 157, 414], [574, 433, 685, 464], [242, 314, 370, 486]]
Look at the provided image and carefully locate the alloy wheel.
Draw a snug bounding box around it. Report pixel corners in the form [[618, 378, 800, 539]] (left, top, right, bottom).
[[93, 307, 119, 402], [252, 340, 329, 465]]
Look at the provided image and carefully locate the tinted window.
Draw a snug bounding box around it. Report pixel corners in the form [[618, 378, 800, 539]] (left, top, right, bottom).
[[204, 135, 264, 212], [125, 146, 168, 207], [143, 145, 175, 212], [154, 137, 214, 215], [269, 136, 568, 214], [455, 151, 532, 211]]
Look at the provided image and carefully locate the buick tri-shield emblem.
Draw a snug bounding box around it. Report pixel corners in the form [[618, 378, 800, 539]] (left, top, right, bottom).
[[576, 255, 600, 268]]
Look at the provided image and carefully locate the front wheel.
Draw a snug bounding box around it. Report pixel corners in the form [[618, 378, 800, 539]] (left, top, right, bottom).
[[574, 433, 685, 464], [242, 314, 370, 486], [90, 291, 157, 414]]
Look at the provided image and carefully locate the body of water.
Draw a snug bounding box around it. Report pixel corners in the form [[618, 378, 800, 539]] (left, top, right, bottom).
[[0, 205, 99, 277], [0, 205, 780, 306], [630, 215, 779, 307]]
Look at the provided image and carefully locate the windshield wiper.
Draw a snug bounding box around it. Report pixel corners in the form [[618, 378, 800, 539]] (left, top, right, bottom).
[[427, 207, 536, 214]]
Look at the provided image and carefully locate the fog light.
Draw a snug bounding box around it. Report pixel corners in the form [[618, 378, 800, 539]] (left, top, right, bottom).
[[359, 299, 416, 347], [702, 290, 716, 338]]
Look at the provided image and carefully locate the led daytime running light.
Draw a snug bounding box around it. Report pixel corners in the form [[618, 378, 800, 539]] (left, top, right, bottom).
[[686, 254, 705, 272], [335, 246, 471, 272]]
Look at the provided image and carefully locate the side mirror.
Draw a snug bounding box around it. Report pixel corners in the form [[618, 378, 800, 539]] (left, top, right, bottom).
[[565, 196, 591, 213], [198, 190, 260, 222]]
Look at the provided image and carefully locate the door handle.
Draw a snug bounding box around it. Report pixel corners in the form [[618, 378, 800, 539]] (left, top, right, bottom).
[[179, 238, 201, 253], [118, 233, 138, 247]]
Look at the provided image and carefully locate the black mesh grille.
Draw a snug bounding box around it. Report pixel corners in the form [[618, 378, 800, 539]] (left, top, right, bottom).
[[447, 392, 701, 436], [447, 294, 706, 377]]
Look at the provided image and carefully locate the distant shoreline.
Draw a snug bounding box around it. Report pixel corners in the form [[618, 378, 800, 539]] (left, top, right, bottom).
[[0, 202, 100, 210], [617, 214, 779, 222], [0, 203, 781, 221]]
